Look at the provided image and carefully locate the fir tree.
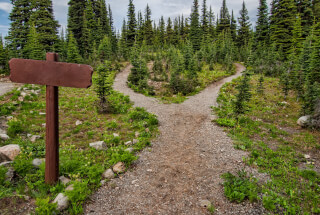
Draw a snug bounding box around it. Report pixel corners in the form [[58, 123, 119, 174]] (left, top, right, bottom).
[[190, 0, 201, 51], [270, 0, 296, 56], [237, 1, 251, 46], [67, 32, 82, 63], [95, 61, 113, 105], [302, 78, 320, 115], [313, 0, 320, 20], [230, 10, 237, 41], [296, 0, 314, 37], [24, 23, 44, 60], [144, 4, 153, 45], [108, 4, 117, 53], [159, 16, 165, 45], [30, 0, 59, 52], [257, 75, 265, 94], [68, 0, 86, 48], [127, 0, 137, 48], [256, 0, 269, 44], [80, 12, 91, 58], [234, 73, 252, 117], [201, 0, 209, 39], [208, 6, 215, 39], [0, 36, 8, 74], [6, 0, 33, 57], [98, 35, 112, 61], [217, 0, 231, 33], [309, 27, 320, 83], [166, 18, 174, 45], [119, 19, 128, 59]]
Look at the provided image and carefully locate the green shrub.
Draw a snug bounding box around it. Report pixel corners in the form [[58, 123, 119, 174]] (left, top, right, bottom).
[[35, 197, 58, 215], [221, 170, 259, 203], [66, 181, 92, 214], [7, 119, 24, 137], [0, 166, 7, 185]]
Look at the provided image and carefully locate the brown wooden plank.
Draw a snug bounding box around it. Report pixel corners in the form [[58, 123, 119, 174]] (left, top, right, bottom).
[[9, 58, 93, 88], [45, 53, 59, 185]]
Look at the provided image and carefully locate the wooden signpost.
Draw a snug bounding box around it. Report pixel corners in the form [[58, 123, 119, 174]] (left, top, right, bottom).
[[9, 53, 93, 184]]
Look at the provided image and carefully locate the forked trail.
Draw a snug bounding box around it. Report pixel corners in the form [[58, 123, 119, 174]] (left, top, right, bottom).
[[85, 64, 264, 214]]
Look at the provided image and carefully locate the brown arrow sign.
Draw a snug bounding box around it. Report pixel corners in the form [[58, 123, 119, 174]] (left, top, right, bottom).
[[9, 58, 93, 88]]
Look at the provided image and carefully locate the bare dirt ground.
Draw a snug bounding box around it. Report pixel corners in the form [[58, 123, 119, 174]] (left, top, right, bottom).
[[0, 77, 16, 97], [85, 64, 265, 215]]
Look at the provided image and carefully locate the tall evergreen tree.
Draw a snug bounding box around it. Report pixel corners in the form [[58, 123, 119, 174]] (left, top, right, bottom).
[[313, 0, 320, 20], [127, 0, 137, 48], [67, 32, 82, 63], [201, 0, 209, 38], [295, 0, 314, 37], [309, 26, 320, 83], [270, 0, 296, 56], [208, 6, 215, 39], [144, 4, 153, 45], [80, 12, 91, 57], [30, 0, 59, 52], [230, 10, 237, 41], [0, 36, 9, 74], [237, 1, 251, 45], [68, 0, 86, 49], [190, 0, 201, 51], [217, 0, 231, 33], [166, 18, 174, 45], [256, 0, 269, 44], [6, 0, 33, 57], [24, 23, 44, 60], [159, 16, 165, 45]]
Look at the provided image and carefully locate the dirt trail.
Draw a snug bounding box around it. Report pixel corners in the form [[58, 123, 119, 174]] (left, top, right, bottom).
[[85, 64, 264, 215]]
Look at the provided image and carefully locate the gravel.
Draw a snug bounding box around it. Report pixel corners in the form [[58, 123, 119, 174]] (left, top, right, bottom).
[[84, 64, 266, 215]]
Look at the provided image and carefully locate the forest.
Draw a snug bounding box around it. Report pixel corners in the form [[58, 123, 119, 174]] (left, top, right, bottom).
[[0, 0, 320, 214]]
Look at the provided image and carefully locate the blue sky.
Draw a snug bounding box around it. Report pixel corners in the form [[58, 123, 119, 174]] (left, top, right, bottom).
[[0, 0, 272, 37]]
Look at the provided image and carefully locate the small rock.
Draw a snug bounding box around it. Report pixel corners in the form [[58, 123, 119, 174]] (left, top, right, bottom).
[[21, 92, 27, 97], [135, 132, 140, 138], [297, 115, 311, 127], [125, 148, 134, 153], [89, 141, 107, 150], [39, 112, 46, 116], [147, 169, 153, 172], [27, 134, 32, 138], [200, 200, 212, 208], [18, 96, 24, 102], [6, 116, 13, 120], [131, 179, 139, 184], [30, 135, 41, 143], [53, 193, 69, 211], [125, 141, 132, 146], [59, 176, 71, 185], [65, 184, 74, 191], [5, 167, 14, 182], [0, 144, 21, 160], [32, 158, 44, 168], [0, 161, 13, 167], [100, 180, 106, 185], [145, 128, 150, 133], [113, 162, 126, 173], [75, 120, 82, 126], [113, 133, 119, 137], [133, 139, 138, 144], [304, 154, 311, 159], [102, 169, 115, 179], [0, 134, 10, 141], [42, 123, 46, 127], [30, 111, 33, 114]]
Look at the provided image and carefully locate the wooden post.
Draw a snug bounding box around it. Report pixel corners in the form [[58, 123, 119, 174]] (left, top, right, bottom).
[[45, 53, 59, 184]]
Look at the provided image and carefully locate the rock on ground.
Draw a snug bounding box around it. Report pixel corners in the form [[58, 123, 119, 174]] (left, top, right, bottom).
[[102, 169, 115, 179], [0, 144, 21, 160], [0, 134, 10, 141], [59, 176, 71, 185], [89, 141, 107, 150], [53, 193, 69, 211], [297, 115, 311, 127], [113, 162, 126, 174]]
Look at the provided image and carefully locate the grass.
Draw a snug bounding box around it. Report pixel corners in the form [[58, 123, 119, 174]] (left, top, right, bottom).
[[0, 67, 158, 214], [131, 62, 236, 104], [214, 75, 320, 214]]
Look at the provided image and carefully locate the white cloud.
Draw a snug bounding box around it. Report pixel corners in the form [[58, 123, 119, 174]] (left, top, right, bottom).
[[0, 2, 12, 13]]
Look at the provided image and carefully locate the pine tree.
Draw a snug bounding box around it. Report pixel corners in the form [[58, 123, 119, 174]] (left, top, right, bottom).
[[201, 0, 209, 39], [144, 4, 153, 45], [313, 0, 320, 20], [99, 0, 109, 35], [159, 16, 165, 45], [67, 32, 82, 63], [166, 18, 174, 45], [108, 4, 117, 53], [208, 6, 215, 39], [296, 0, 314, 37], [68, 0, 86, 49], [24, 23, 45, 60], [95, 60, 113, 107], [270, 0, 296, 56], [80, 12, 91, 58], [173, 18, 180, 45], [127, 0, 137, 48], [238, 1, 251, 46], [217, 0, 231, 33], [30, 0, 59, 52], [234, 73, 252, 117], [256, 0, 269, 44], [86, 0, 98, 46], [120, 19, 128, 59], [6, 0, 33, 57], [98, 35, 112, 61], [190, 0, 201, 51], [230, 10, 237, 41], [257, 75, 265, 94], [0, 36, 8, 74], [309, 27, 320, 83]]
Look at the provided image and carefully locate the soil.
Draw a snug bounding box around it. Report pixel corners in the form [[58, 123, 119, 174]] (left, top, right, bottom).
[[84, 63, 266, 215]]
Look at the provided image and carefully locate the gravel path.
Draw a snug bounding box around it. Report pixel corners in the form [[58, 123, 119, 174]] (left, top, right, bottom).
[[85, 64, 265, 215], [0, 80, 16, 97]]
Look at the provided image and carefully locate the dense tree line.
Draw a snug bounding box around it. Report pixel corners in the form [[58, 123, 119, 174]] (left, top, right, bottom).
[[2, 0, 320, 119]]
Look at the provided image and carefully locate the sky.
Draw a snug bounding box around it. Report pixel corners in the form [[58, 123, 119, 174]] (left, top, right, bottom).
[[0, 0, 272, 37]]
